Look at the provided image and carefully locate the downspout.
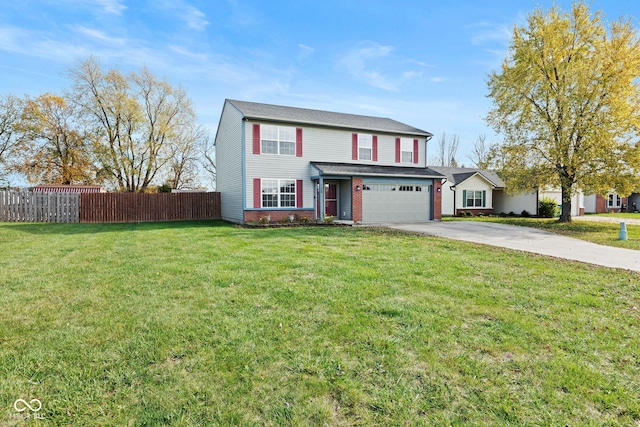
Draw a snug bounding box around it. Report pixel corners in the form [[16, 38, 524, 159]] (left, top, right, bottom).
[[450, 184, 456, 216], [424, 134, 433, 168]]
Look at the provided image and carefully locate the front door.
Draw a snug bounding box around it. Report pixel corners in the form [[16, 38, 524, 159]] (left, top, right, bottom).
[[324, 183, 338, 217]]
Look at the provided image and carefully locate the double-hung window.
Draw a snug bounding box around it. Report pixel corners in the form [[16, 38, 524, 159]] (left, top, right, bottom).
[[608, 193, 621, 209], [358, 134, 372, 160], [261, 179, 296, 208], [401, 138, 413, 163], [463, 190, 486, 207], [352, 133, 377, 161], [261, 125, 296, 155]]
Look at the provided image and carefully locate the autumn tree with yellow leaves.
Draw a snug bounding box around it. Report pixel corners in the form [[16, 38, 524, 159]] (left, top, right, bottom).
[[15, 94, 96, 185], [487, 3, 640, 222], [68, 57, 207, 192]]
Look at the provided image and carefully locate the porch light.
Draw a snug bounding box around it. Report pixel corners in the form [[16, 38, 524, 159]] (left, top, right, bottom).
[[355, 185, 361, 191]]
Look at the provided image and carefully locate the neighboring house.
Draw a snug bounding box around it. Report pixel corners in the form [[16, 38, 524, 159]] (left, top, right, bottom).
[[31, 185, 106, 193], [214, 99, 444, 224], [584, 193, 632, 214], [431, 166, 585, 217], [430, 167, 512, 216]]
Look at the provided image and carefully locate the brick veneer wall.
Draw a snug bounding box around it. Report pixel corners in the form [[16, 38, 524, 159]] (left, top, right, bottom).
[[433, 180, 442, 220], [352, 177, 363, 223], [244, 210, 313, 223]]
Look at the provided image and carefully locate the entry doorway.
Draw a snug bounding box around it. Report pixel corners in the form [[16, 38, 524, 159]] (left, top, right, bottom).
[[324, 183, 338, 217]]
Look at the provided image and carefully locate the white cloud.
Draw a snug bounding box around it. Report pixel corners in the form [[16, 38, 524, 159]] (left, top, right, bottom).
[[297, 44, 315, 60], [92, 0, 127, 15], [339, 42, 424, 91], [184, 6, 209, 31], [73, 26, 126, 45], [469, 22, 512, 46], [155, 1, 209, 31]]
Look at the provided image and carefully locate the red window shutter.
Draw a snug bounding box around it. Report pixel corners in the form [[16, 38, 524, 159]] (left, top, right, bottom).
[[252, 124, 261, 154], [296, 180, 303, 208], [296, 128, 303, 157], [253, 178, 261, 208], [395, 138, 401, 163], [352, 134, 358, 160], [372, 136, 378, 162], [413, 139, 419, 164]]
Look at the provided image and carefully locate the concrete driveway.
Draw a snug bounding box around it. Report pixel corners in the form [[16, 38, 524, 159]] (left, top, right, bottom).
[[384, 221, 640, 273]]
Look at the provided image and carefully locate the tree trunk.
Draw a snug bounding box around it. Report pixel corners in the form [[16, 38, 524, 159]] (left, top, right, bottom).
[[559, 185, 572, 222]]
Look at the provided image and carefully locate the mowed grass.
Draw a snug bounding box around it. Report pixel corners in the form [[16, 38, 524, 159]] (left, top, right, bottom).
[[446, 216, 640, 250], [1, 221, 639, 426]]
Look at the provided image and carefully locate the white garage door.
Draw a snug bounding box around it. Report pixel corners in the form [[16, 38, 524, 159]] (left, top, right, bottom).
[[362, 182, 431, 222]]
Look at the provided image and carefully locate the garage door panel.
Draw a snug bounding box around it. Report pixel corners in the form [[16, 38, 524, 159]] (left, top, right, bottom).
[[362, 181, 431, 222]]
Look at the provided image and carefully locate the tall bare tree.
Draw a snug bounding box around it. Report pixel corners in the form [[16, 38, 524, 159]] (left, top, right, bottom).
[[68, 57, 203, 192], [200, 135, 216, 190], [431, 132, 459, 167], [165, 124, 208, 189], [467, 134, 495, 169]]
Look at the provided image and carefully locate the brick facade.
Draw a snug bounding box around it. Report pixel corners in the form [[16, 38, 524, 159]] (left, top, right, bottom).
[[244, 210, 313, 223], [352, 177, 363, 223], [433, 180, 442, 220]]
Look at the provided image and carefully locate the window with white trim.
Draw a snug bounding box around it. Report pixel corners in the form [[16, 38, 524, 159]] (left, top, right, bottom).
[[358, 134, 372, 160], [261, 125, 296, 155], [261, 179, 296, 208], [608, 193, 621, 208], [401, 138, 413, 163], [463, 190, 486, 207]]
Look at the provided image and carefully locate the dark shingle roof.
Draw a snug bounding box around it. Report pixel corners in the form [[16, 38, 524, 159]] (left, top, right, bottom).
[[311, 162, 444, 179], [226, 99, 432, 137], [429, 166, 505, 188]]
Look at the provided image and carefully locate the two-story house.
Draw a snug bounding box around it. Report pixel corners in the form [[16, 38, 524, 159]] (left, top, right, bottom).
[[215, 99, 443, 224]]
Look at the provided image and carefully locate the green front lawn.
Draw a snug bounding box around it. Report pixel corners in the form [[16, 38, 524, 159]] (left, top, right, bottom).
[[445, 216, 640, 250], [1, 222, 639, 426]]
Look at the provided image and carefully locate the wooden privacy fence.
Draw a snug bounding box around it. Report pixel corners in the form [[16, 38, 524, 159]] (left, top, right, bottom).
[[0, 191, 80, 222], [0, 191, 221, 223], [79, 192, 221, 223]]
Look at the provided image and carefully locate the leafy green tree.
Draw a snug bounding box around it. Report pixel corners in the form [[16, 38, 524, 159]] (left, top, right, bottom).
[[486, 3, 640, 222]]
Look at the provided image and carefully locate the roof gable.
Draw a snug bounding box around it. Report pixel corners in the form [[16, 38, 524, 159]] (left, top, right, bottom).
[[429, 166, 504, 188], [226, 99, 432, 137]]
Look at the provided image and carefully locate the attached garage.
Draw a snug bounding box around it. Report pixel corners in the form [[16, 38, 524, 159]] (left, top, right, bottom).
[[362, 179, 431, 222], [311, 162, 444, 223]]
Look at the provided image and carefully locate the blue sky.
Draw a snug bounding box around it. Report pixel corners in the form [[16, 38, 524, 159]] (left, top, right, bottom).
[[1, 0, 639, 165]]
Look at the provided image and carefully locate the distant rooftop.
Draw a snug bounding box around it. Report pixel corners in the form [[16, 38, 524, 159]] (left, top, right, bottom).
[[429, 166, 505, 188], [226, 99, 432, 137]]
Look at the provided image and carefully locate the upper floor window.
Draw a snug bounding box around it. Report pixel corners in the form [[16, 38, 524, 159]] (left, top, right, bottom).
[[352, 133, 377, 161], [608, 193, 621, 208], [261, 125, 296, 155], [358, 134, 372, 160], [401, 138, 413, 163], [396, 137, 418, 164]]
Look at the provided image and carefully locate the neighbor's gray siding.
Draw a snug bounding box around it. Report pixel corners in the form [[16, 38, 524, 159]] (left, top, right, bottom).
[[215, 102, 245, 223]]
